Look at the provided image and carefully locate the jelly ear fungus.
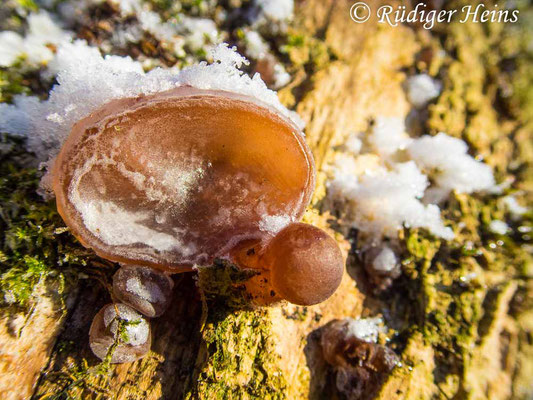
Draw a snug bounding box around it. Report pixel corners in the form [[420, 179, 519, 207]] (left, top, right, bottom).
[[53, 87, 344, 361]]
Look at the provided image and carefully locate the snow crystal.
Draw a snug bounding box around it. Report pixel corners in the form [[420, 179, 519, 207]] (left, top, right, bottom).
[[405, 74, 441, 108], [259, 214, 292, 234], [489, 220, 509, 235], [371, 246, 398, 272], [369, 117, 412, 158], [103, 303, 149, 346], [0, 41, 302, 192], [345, 317, 383, 343], [503, 196, 528, 219], [327, 161, 454, 241], [254, 0, 294, 22], [407, 132, 495, 194], [0, 11, 72, 67]]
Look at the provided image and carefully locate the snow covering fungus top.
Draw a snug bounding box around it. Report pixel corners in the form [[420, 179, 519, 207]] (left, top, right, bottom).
[[0, 41, 304, 173]]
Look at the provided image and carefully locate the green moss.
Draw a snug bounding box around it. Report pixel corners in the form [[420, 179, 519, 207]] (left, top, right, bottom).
[[196, 259, 259, 310], [189, 260, 287, 399], [0, 136, 101, 310], [0, 65, 31, 103], [14, 0, 38, 12]]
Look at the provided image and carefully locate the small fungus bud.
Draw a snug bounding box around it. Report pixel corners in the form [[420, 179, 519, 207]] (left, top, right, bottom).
[[260, 223, 344, 306], [112, 265, 174, 317], [89, 303, 151, 363], [52, 87, 314, 271]]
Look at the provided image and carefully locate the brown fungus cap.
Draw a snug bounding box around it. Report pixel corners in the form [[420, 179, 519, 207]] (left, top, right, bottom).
[[262, 223, 344, 306], [52, 87, 315, 271]]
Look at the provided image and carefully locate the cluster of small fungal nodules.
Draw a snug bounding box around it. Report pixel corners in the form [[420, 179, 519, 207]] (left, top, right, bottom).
[[89, 266, 172, 362], [52, 88, 345, 362], [320, 318, 399, 400]]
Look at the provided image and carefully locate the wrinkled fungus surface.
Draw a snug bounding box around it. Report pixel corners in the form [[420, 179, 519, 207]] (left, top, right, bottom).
[[53, 87, 315, 270], [321, 318, 399, 400]]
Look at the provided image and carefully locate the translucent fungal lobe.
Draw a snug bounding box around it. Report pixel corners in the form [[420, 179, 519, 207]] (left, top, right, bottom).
[[113, 265, 174, 317], [89, 303, 151, 363], [52, 87, 315, 271]]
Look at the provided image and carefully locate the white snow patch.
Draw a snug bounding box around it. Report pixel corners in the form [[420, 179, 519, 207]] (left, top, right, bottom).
[[181, 17, 219, 51], [272, 62, 291, 89], [369, 116, 412, 158], [503, 196, 528, 219], [0, 32, 24, 67], [77, 199, 184, 252], [0, 11, 72, 67], [371, 246, 398, 272], [244, 30, 270, 60], [343, 133, 363, 155], [344, 317, 383, 343], [254, 0, 294, 22], [489, 220, 509, 235], [326, 117, 496, 242], [327, 161, 454, 241], [405, 74, 441, 108], [407, 132, 495, 194]]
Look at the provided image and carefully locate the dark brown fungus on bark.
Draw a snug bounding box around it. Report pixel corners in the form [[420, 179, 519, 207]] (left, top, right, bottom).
[[320, 318, 399, 400]]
